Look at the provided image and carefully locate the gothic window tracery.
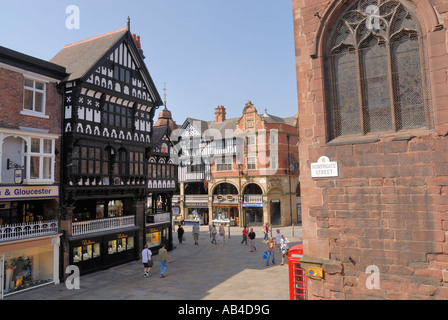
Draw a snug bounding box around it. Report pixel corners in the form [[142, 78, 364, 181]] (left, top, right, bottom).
[[325, 0, 432, 139]]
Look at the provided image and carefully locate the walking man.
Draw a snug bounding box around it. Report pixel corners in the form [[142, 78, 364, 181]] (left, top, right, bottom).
[[248, 228, 256, 252], [192, 222, 200, 245], [158, 243, 168, 278], [211, 224, 217, 244], [141, 244, 153, 277]]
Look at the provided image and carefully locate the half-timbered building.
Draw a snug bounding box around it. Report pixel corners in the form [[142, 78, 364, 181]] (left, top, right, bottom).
[[50, 24, 172, 275]]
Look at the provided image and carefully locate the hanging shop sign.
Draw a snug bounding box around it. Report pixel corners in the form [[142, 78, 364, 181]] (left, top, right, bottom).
[[311, 156, 339, 178]]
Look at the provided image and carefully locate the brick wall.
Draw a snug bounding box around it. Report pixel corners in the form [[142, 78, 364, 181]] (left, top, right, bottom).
[[292, 0, 448, 299], [0, 66, 63, 183]]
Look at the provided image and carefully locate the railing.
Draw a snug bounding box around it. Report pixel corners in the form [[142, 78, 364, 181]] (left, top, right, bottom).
[[244, 194, 263, 203], [72, 216, 135, 237], [146, 212, 170, 225], [0, 220, 59, 242], [185, 195, 209, 203]]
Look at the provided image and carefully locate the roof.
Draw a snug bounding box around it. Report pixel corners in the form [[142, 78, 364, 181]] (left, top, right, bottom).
[[0, 46, 67, 80], [50, 28, 128, 82]]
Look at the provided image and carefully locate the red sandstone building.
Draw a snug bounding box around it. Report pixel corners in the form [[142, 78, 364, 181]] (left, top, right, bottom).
[[292, 0, 448, 299]]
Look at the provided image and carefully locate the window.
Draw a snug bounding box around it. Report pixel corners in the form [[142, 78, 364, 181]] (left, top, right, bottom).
[[325, 0, 432, 140], [247, 135, 256, 146], [73, 243, 100, 263], [24, 78, 46, 114], [102, 102, 132, 129], [130, 151, 144, 176], [73, 146, 101, 176], [25, 138, 54, 181], [216, 157, 232, 171], [247, 156, 256, 170]]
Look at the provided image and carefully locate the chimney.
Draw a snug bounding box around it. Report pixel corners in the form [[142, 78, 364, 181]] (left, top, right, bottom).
[[215, 105, 226, 123], [132, 34, 145, 59]]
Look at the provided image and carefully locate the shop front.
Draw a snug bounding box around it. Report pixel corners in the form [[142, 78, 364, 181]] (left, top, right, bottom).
[[242, 203, 263, 226], [184, 202, 209, 226], [0, 185, 60, 225], [1, 234, 61, 299], [145, 224, 171, 252], [212, 204, 239, 226], [69, 228, 139, 275]]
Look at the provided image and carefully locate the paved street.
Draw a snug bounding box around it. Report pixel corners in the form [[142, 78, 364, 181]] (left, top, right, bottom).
[[5, 225, 302, 300]]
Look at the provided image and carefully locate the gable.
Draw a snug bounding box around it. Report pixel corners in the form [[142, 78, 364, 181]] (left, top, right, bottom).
[[84, 37, 159, 104], [51, 28, 162, 106]]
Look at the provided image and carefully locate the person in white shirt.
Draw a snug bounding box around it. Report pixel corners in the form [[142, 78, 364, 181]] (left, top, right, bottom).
[[280, 235, 290, 266], [141, 244, 153, 277]]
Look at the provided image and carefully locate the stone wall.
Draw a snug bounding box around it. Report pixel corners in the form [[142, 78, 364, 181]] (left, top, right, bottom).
[[292, 0, 448, 299]]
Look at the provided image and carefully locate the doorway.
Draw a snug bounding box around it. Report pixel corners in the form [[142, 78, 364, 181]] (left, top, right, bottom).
[[270, 201, 281, 226]]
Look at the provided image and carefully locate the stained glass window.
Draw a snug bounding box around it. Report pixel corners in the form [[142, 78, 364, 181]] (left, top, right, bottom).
[[325, 0, 432, 139]]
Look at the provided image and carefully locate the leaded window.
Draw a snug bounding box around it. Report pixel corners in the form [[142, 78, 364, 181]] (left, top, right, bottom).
[[325, 0, 432, 140]]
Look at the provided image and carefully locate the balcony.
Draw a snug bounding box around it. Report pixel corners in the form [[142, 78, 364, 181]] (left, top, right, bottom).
[[185, 195, 209, 203], [0, 220, 59, 243], [243, 194, 263, 203], [72, 216, 135, 237], [146, 212, 171, 226]]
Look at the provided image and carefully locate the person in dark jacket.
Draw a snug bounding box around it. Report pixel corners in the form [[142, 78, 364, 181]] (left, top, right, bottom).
[[177, 225, 185, 244]]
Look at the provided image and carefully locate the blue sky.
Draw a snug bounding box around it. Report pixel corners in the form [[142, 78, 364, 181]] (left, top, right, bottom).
[[0, 0, 298, 124]]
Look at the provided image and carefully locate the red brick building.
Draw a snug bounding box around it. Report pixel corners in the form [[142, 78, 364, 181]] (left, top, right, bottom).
[[0, 46, 67, 297], [292, 0, 448, 299]]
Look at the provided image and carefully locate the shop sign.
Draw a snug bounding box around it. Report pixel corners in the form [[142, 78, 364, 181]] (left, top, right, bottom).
[[0, 185, 59, 201], [242, 203, 263, 207], [311, 156, 339, 178], [81, 240, 96, 246], [117, 233, 128, 239], [14, 169, 23, 184]]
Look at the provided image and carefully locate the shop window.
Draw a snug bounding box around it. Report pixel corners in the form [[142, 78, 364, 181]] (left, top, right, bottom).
[[325, 0, 432, 140], [73, 243, 101, 262], [107, 200, 123, 217], [146, 230, 161, 248], [3, 246, 54, 295], [108, 236, 135, 254]]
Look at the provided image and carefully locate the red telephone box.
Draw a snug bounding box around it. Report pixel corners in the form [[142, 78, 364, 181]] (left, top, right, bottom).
[[288, 244, 308, 300]]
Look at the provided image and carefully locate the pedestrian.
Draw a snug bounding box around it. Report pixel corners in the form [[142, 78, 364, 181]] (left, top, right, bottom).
[[280, 235, 290, 266], [177, 224, 184, 244], [218, 223, 226, 243], [211, 224, 217, 245], [263, 223, 270, 242], [248, 227, 256, 252], [192, 222, 200, 245], [275, 229, 282, 253], [265, 237, 275, 266], [241, 226, 248, 245], [158, 243, 168, 278], [141, 244, 153, 277]]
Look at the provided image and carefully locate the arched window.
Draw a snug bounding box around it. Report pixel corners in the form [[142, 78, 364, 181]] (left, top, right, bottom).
[[325, 0, 432, 140]]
